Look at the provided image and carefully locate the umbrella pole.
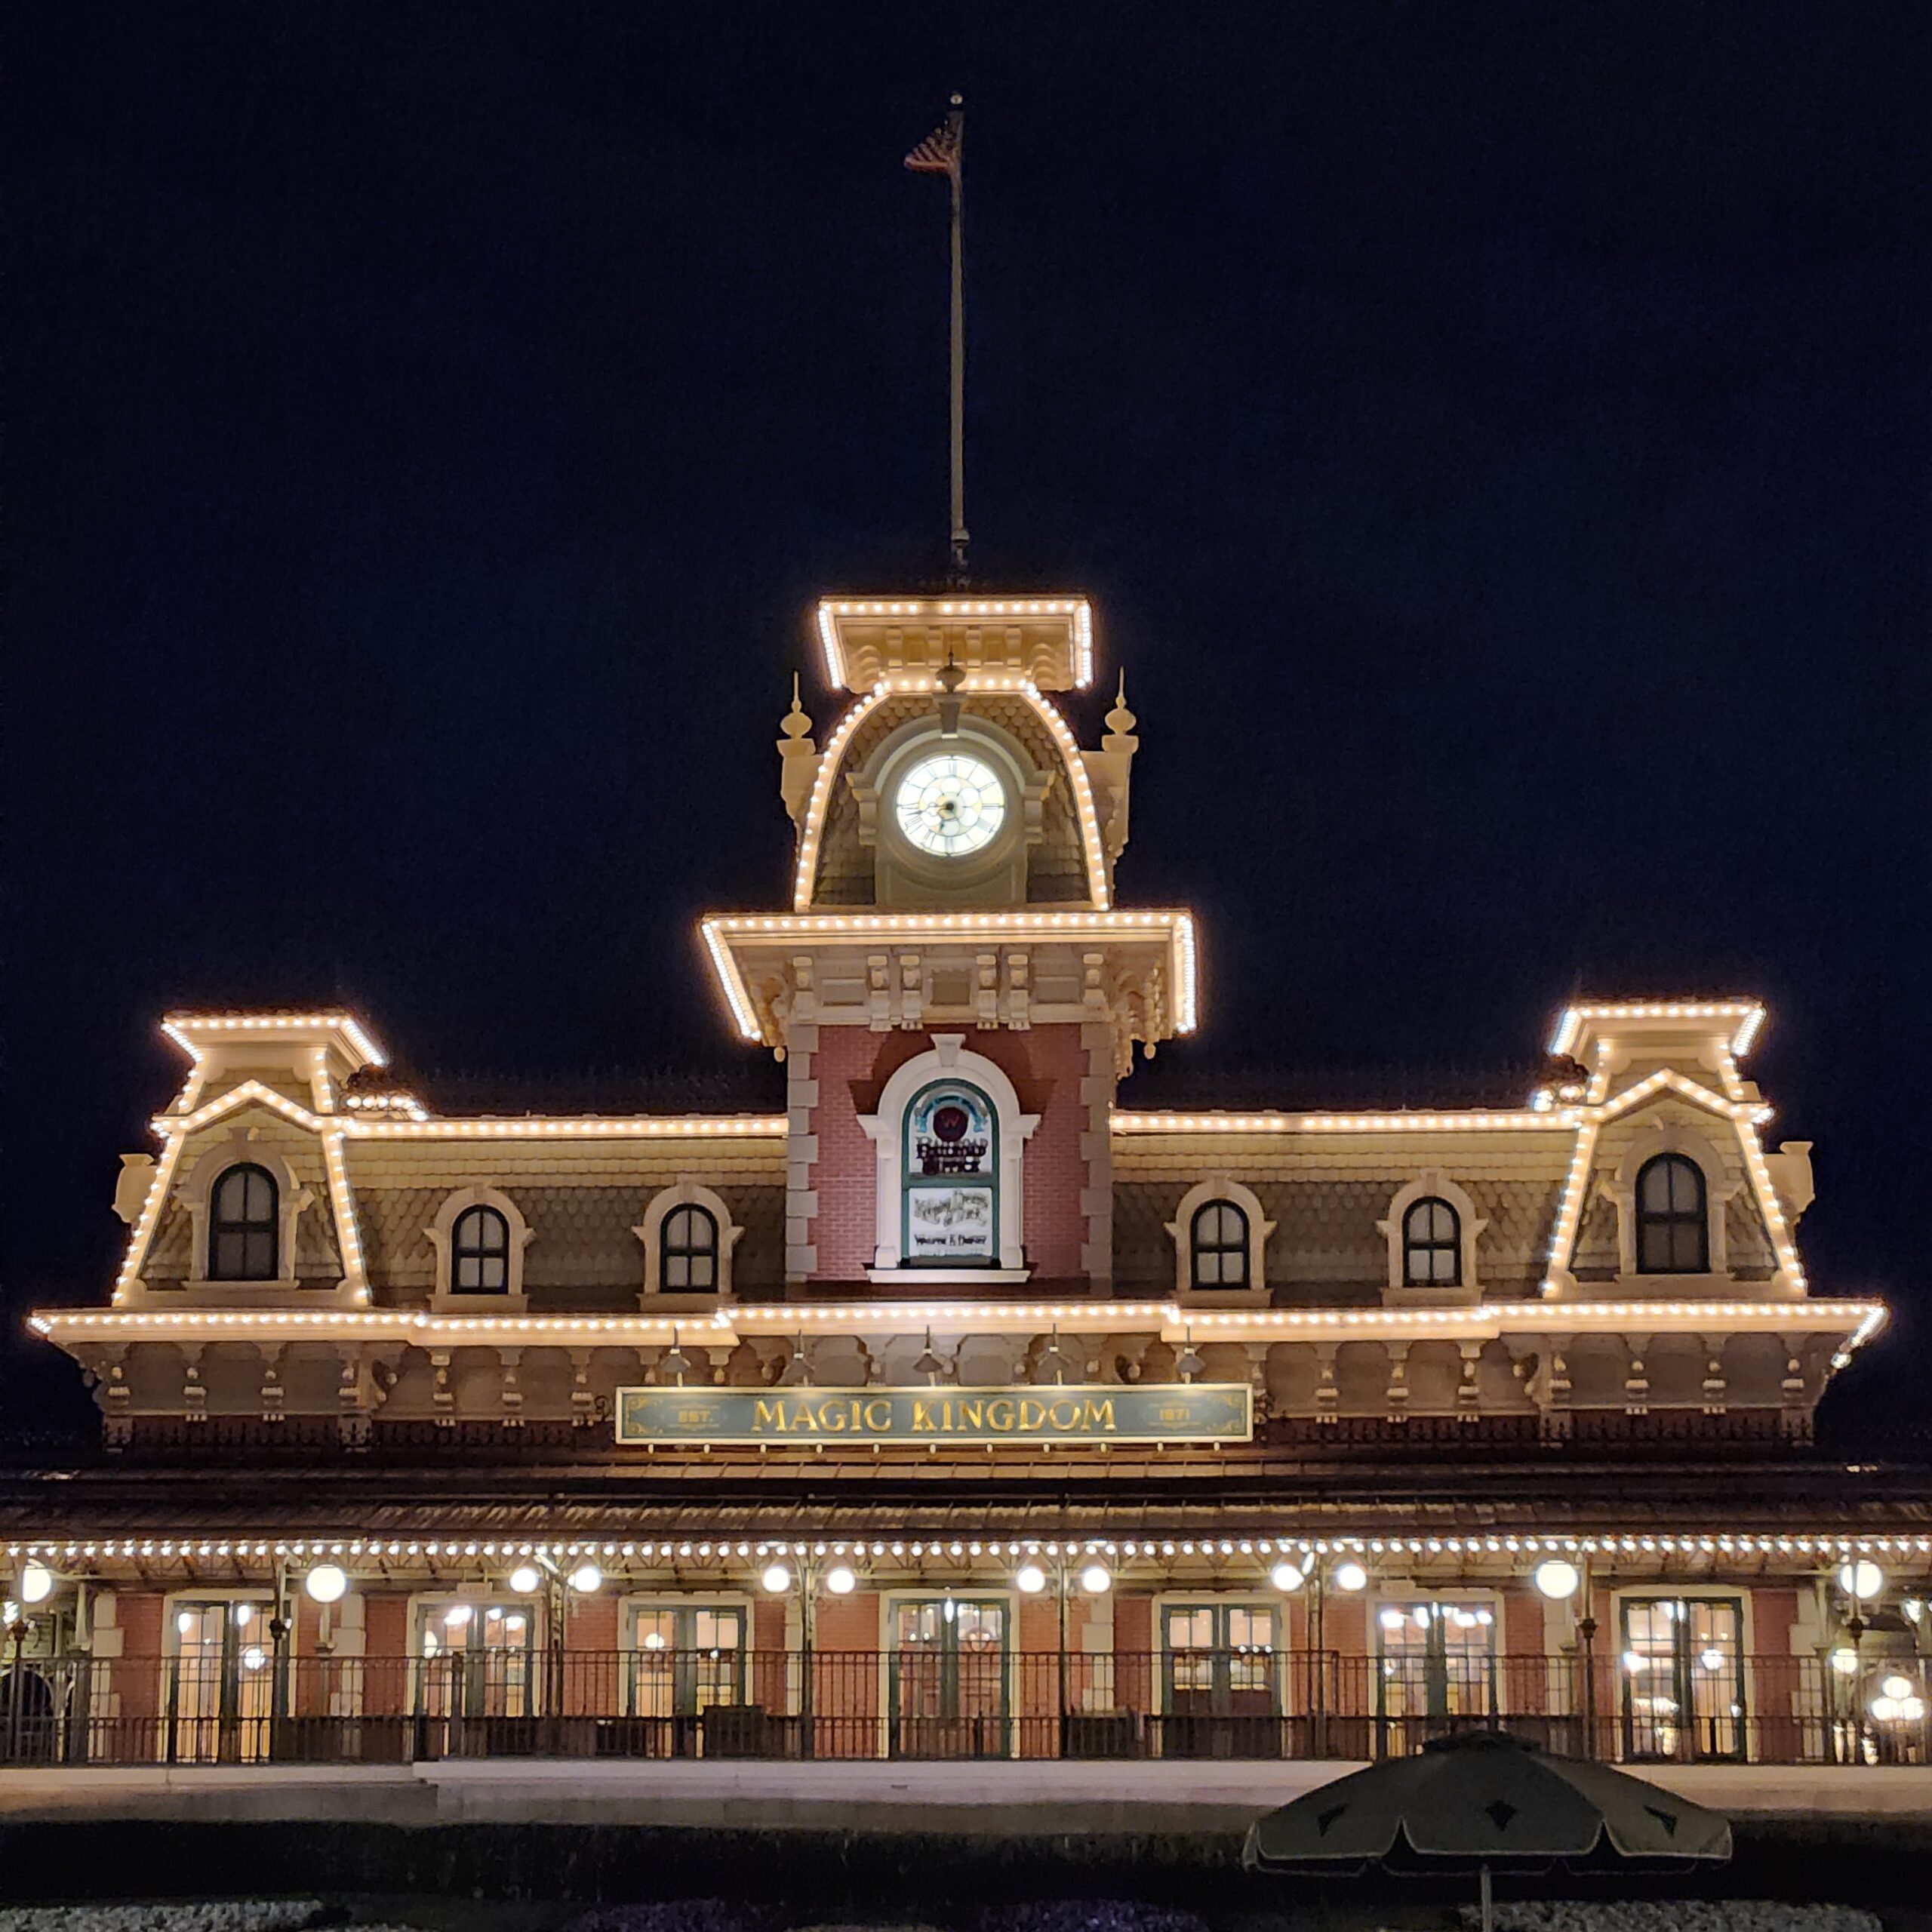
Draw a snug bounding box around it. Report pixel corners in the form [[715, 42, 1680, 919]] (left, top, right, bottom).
[[1478, 1861, 1494, 1932]]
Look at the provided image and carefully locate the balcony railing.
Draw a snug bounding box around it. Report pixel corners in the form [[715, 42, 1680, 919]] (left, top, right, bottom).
[[1, 1649, 1924, 1770]]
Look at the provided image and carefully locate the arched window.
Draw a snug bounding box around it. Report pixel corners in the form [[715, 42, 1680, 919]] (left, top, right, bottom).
[[902, 1079, 998, 1266], [1636, 1153, 1708, 1273], [1189, 1200, 1249, 1290], [450, 1204, 511, 1294], [660, 1205, 719, 1292], [209, 1163, 278, 1280], [1402, 1196, 1461, 1287]]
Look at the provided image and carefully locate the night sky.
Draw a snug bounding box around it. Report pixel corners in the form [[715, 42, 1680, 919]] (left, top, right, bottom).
[[8, 4, 1930, 1443]]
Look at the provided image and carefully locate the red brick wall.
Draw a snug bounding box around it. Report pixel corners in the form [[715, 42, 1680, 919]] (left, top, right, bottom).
[[1503, 1588, 1549, 1715], [808, 1024, 1091, 1283], [1113, 1595, 1153, 1717], [113, 1592, 164, 1723], [814, 1591, 881, 1753], [1752, 1586, 1804, 1763], [564, 1592, 620, 1715], [361, 1596, 411, 1718]]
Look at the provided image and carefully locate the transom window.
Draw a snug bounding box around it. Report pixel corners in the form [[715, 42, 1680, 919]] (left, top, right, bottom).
[[1189, 1200, 1249, 1289], [209, 1164, 278, 1281], [450, 1204, 510, 1294], [1401, 1196, 1461, 1287], [902, 1080, 998, 1266], [660, 1205, 718, 1292], [1636, 1154, 1709, 1273]]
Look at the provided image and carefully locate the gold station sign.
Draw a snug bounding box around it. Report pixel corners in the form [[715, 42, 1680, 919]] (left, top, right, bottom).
[[615, 1383, 1252, 1447]]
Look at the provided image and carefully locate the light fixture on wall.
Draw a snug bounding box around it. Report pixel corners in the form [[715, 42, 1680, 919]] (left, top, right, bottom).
[[17, 1562, 54, 1605], [1333, 1562, 1368, 1592], [1533, 1559, 1581, 1601], [303, 1564, 348, 1604], [1839, 1560, 1884, 1601], [761, 1563, 793, 1594], [568, 1564, 603, 1595], [509, 1564, 541, 1595], [823, 1565, 857, 1596], [1078, 1563, 1112, 1595], [1269, 1561, 1305, 1592], [1014, 1563, 1048, 1595]]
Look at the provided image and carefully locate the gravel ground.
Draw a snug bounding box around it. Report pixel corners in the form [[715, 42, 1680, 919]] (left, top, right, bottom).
[[1463, 1907, 1884, 1932]]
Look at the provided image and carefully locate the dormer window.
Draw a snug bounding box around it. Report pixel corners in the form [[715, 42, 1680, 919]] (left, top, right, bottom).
[[1189, 1201, 1250, 1290], [1636, 1153, 1709, 1274], [1401, 1197, 1461, 1288], [209, 1164, 278, 1280], [660, 1205, 719, 1293], [450, 1204, 511, 1294]]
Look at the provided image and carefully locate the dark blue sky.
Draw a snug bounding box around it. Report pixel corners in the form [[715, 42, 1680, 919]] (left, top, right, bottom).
[[8, 2, 1930, 1438]]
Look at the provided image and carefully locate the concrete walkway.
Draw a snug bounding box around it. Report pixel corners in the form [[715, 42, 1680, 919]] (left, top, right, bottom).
[[2, 1759, 1929, 1833]]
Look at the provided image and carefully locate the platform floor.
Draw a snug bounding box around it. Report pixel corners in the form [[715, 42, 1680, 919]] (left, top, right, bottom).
[[2, 1758, 1930, 1833]]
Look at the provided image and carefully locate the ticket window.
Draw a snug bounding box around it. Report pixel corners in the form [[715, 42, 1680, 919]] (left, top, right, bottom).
[[414, 1598, 540, 1720], [165, 1598, 274, 1764], [1375, 1598, 1499, 1737], [626, 1606, 747, 1718], [1620, 1596, 1745, 1762], [890, 1598, 1008, 1758]]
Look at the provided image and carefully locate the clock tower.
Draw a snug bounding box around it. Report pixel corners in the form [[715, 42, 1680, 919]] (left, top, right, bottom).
[[703, 594, 1196, 1291]]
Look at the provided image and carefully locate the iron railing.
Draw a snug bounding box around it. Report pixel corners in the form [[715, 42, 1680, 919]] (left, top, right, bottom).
[[1, 1648, 1924, 1769]]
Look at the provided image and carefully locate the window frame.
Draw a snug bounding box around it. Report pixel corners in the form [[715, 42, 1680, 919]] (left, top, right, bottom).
[[208, 1163, 279, 1281], [900, 1078, 1001, 1271], [660, 1203, 720, 1294], [1401, 1195, 1462, 1288], [449, 1202, 512, 1296], [1635, 1153, 1709, 1275], [1189, 1199, 1251, 1291]]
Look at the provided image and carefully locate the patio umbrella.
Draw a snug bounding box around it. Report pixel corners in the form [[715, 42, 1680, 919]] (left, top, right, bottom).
[[1242, 1730, 1732, 1932]]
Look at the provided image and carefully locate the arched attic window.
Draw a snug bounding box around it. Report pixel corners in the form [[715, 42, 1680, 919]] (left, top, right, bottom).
[[1635, 1152, 1709, 1274], [450, 1204, 511, 1294], [1189, 1200, 1250, 1290], [660, 1204, 719, 1293], [1401, 1197, 1461, 1287], [209, 1163, 278, 1281]]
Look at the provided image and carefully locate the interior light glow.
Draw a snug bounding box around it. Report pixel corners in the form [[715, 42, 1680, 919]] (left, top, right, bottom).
[[443, 1604, 472, 1628]]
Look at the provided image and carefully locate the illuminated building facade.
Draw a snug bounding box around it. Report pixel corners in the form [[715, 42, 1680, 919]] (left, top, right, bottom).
[[4, 592, 1926, 1772]]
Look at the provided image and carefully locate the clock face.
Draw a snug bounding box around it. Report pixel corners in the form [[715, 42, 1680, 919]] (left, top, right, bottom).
[[894, 752, 1008, 857]]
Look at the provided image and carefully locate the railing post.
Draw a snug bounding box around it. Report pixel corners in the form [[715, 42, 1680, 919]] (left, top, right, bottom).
[[1577, 1612, 1598, 1761], [799, 1559, 816, 1761]]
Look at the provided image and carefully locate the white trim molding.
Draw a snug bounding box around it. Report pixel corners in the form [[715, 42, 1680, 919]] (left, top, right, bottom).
[[1167, 1177, 1273, 1305], [858, 1035, 1039, 1277], [174, 1131, 315, 1298], [426, 1186, 534, 1311], [1607, 1121, 1740, 1285], [1379, 1172, 1486, 1307], [635, 1179, 744, 1309]]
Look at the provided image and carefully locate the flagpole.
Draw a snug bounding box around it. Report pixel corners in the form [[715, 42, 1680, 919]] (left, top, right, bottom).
[[946, 95, 968, 583]]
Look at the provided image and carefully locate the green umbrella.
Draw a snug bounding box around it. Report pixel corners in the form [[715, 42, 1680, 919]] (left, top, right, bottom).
[[1242, 1730, 1733, 1932]]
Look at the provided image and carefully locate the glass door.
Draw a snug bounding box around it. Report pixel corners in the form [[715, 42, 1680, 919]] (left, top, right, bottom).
[[1374, 1599, 1499, 1753], [1620, 1597, 1745, 1761], [628, 1606, 748, 1755], [1161, 1604, 1281, 1758], [414, 1599, 540, 1756], [890, 1599, 1008, 1758], [165, 1601, 272, 1764]]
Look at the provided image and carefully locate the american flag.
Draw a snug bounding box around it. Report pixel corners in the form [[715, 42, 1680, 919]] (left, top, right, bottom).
[[903, 119, 959, 177]]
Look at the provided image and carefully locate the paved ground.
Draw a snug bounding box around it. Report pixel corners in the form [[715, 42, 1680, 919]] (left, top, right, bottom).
[[1, 1760, 1928, 1833]]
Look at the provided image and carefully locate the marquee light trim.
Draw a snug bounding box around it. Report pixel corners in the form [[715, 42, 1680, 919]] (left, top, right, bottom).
[[703, 909, 1198, 1038], [1549, 1001, 1764, 1059], [814, 597, 1095, 693], [8, 1531, 1927, 1566], [162, 1011, 388, 1069]]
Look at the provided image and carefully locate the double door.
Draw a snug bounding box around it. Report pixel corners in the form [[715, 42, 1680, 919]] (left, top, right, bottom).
[[165, 1601, 273, 1763], [1620, 1597, 1745, 1761], [1161, 1604, 1282, 1758], [890, 1599, 1008, 1758]]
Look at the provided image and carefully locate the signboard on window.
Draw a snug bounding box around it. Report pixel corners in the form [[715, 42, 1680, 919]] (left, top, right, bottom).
[[904, 1080, 998, 1264], [615, 1383, 1253, 1446]]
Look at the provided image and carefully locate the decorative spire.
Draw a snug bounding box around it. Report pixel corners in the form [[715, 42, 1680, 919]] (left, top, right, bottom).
[[780, 673, 813, 742], [1104, 672, 1137, 749], [777, 675, 820, 829]]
